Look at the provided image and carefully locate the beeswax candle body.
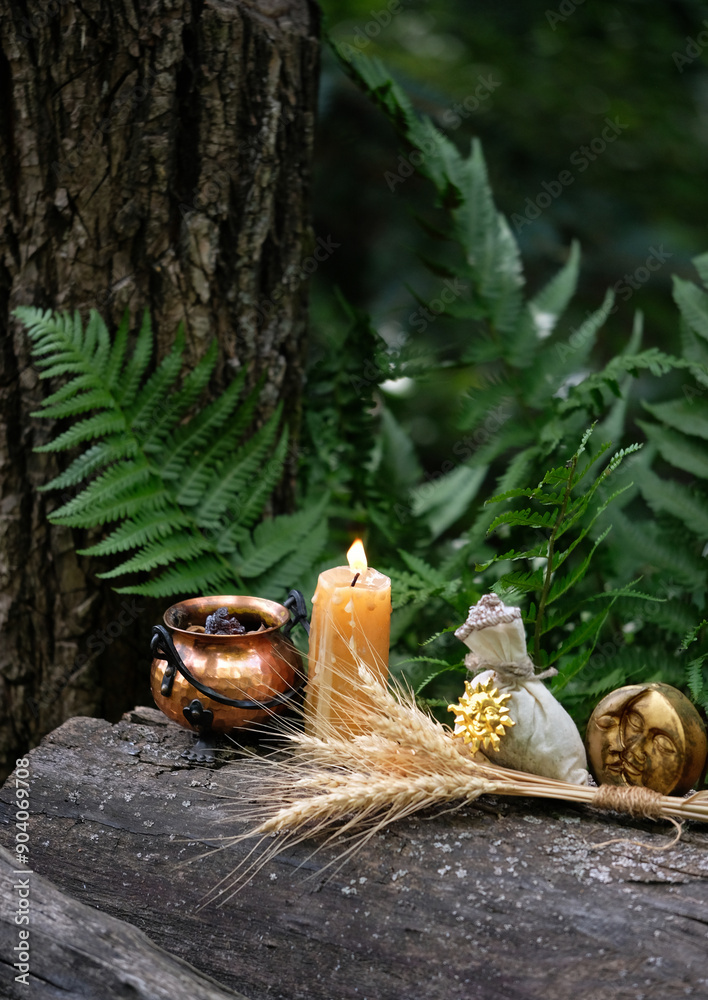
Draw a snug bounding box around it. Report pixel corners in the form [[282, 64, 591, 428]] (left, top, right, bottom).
[[305, 565, 391, 738]]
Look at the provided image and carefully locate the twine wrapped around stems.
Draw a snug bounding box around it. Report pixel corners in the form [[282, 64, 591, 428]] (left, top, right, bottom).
[[205, 659, 708, 905]]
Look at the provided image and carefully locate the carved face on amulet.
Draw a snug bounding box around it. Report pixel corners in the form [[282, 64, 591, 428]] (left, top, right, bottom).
[[586, 683, 707, 795]]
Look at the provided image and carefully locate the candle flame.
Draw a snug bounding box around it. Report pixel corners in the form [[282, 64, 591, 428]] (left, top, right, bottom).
[[347, 539, 367, 573]]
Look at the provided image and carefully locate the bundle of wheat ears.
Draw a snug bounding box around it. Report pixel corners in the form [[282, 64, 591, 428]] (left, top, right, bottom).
[[203, 659, 708, 904]]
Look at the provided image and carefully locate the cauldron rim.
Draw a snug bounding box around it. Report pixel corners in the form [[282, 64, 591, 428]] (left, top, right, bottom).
[[163, 594, 289, 640]]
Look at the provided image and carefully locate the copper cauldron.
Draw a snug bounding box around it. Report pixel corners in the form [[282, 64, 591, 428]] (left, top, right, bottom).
[[150, 592, 308, 738]]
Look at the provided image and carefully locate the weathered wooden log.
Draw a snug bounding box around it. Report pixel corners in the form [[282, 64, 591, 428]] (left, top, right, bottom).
[[2, 708, 708, 1000], [0, 844, 249, 999]]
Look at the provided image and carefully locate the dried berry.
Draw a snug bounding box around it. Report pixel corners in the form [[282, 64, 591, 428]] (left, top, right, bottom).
[[204, 606, 246, 635]]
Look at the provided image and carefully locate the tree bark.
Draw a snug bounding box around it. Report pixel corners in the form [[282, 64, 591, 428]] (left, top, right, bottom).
[[0, 0, 320, 778]]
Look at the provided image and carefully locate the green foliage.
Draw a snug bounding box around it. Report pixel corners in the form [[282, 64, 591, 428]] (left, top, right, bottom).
[[19, 43, 708, 749], [16, 307, 327, 600], [480, 429, 642, 665], [319, 48, 708, 728]]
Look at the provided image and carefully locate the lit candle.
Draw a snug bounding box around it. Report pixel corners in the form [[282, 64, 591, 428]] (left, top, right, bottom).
[[305, 540, 391, 739]]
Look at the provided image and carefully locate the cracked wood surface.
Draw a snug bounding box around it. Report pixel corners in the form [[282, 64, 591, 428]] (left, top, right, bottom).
[[0, 0, 320, 778], [0, 844, 249, 1000], [1, 708, 708, 999]]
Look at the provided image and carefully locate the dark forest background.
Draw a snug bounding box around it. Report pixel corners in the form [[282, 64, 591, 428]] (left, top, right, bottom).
[[311, 0, 707, 466]]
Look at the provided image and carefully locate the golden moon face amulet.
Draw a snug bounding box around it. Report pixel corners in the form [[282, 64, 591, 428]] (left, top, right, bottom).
[[586, 682, 707, 795]]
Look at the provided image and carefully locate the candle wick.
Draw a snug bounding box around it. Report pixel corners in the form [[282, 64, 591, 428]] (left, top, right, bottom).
[[350, 572, 360, 587]]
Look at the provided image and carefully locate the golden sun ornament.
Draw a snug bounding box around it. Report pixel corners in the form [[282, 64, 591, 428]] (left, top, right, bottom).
[[448, 678, 515, 754]]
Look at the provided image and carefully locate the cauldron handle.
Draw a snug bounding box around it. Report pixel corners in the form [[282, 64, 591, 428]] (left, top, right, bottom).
[[282, 588, 310, 638], [150, 623, 306, 711]]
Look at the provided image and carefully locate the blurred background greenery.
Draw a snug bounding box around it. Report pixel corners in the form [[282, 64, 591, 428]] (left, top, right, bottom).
[[287, 0, 708, 727], [309, 0, 708, 469]]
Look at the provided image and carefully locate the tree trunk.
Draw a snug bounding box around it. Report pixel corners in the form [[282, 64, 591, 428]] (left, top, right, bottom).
[[0, 0, 320, 778]]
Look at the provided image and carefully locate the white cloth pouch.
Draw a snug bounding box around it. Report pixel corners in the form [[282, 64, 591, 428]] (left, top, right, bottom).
[[455, 595, 591, 786]]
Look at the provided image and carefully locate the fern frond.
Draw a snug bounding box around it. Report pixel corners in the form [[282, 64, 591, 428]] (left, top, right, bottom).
[[116, 554, 237, 597], [572, 646, 685, 697], [547, 527, 611, 605], [487, 508, 557, 534], [498, 567, 545, 593], [621, 597, 698, 637], [48, 461, 154, 522], [16, 305, 318, 601], [235, 495, 329, 579], [78, 509, 192, 557], [194, 408, 282, 527], [49, 482, 169, 528], [673, 275, 708, 342], [525, 289, 615, 409], [219, 430, 290, 538], [128, 328, 185, 435], [159, 368, 249, 482], [636, 419, 708, 479], [34, 411, 128, 453], [31, 388, 115, 419], [550, 609, 612, 689], [560, 349, 706, 414], [174, 383, 264, 506], [680, 619, 708, 651], [609, 512, 708, 590], [528, 241, 581, 337], [117, 310, 153, 409], [142, 339, 219, 455], [636, 467, 708, 538], [31, 374, 103, 410], [39, 439, 138, 492], [255, 518, 329, 597], [97, 531, 213, 579], [641, 396, 708, 442], [410, 463, 488, 539], [457, 381, 510, 431], [104, 310, 130, 391], [691, 252, 708, 289], [84, 309, 111, 376], [686, 657, 706, 705], [454, 142, 525, 336]]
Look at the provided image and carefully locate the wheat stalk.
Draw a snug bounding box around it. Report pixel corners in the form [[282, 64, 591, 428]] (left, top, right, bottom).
[[204, 651, 708, 905]]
